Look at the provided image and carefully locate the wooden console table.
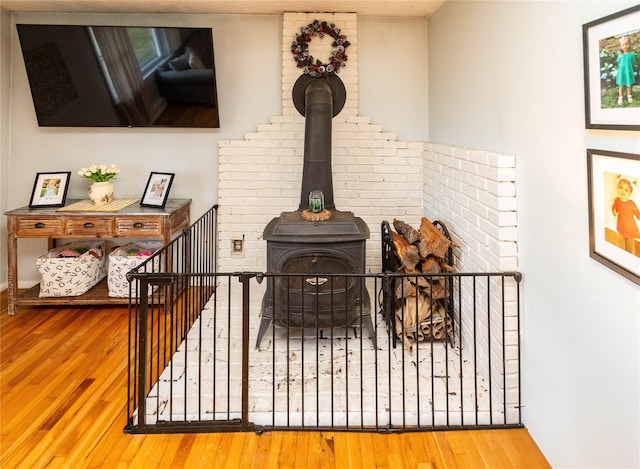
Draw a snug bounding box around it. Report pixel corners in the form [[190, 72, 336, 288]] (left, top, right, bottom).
[[5, 198, 191, 315]]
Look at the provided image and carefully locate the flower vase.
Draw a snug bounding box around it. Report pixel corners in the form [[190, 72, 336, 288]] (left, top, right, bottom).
[[88, 181, 114, 206]]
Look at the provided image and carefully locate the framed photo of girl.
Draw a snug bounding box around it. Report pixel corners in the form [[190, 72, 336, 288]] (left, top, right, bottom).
[[587, 149, 640, 285], [140, 172, 174, 208], [29, 171, 71, 208], [582, 4, 640, 130]]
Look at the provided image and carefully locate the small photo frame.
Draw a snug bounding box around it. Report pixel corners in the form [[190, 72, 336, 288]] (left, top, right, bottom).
[[587, 149, 640, 285], [140, 172, 174, 208], [583, 5, 640, 130], [29, 171, 71, 208]]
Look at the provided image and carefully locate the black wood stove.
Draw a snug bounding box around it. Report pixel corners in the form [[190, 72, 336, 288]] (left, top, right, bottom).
[[256, 74, 374, 348]]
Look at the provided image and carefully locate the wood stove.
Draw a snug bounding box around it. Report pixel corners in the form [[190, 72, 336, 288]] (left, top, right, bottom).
[[256, 74, 374, 348]]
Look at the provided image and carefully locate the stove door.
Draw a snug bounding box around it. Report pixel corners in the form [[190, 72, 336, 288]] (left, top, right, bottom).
[[273, 252, 361, 328]]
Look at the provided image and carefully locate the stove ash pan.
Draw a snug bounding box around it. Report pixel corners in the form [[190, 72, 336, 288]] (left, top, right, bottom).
[[256, 210, 374, 348]]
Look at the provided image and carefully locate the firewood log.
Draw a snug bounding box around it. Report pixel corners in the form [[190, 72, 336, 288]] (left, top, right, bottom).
[[393, 219, 421, 244], [418, 217, 455, 258], [395, 277, 417, 299], [416, 238, 431, 259], [421, 279, 447, 300], [439, 261, 455, 272], [403, 269, 430, 288], [391, 232, 420, 270], [404, 270, 440, 289], [420, 256, 442, 274], [436, 280, 449, 300]]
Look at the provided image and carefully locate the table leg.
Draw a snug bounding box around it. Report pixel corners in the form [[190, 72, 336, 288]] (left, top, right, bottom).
[[7, 233, 17, 315]]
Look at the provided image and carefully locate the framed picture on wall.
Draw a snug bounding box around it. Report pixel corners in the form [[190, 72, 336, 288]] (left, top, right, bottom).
[[140, 172, 174, 208], [587, 149, 640, 285], [29, 171, 71, 208], [582, 4, 640, 130]]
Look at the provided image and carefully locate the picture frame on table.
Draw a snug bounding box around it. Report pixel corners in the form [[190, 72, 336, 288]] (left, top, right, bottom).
[[587, 149, 640, 285], [29, 171, 71, 208], [582, 4, 640, 130], [140, 172, 174, 208]]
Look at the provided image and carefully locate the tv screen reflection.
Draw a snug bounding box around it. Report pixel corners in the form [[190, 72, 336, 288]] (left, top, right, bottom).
[[16, 24, 220, 128]]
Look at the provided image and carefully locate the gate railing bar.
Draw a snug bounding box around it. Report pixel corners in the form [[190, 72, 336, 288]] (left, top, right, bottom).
[[125, 205, 219, 433], [240, 273, 256, 428]]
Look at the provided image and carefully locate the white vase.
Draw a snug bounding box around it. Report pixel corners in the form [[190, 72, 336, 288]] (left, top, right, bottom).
[[88, 181, 114, 206]]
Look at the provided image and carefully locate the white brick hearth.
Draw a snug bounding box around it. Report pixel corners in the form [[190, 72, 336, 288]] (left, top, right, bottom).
[[141, 284, 522, 428]]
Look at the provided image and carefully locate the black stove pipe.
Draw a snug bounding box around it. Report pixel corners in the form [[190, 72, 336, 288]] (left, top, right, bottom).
[[298, 79, 335, 211], [292, 74, 346, 212]]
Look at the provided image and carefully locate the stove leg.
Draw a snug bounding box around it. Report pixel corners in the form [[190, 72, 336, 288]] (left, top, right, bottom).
[[257, 292, 273, 349], [358, 288, 377, 348], [362, 313, 377, 348], [256, 316, 272, 349]]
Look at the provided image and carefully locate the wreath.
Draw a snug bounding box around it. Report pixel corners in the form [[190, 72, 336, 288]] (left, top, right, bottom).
[[291, 20, 350, 78]]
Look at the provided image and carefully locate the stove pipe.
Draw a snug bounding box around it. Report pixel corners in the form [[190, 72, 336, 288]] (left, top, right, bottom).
[[292, 74, 346, 212]]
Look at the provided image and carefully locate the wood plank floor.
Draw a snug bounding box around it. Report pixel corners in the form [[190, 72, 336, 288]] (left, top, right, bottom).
[[0, 291, 551, 468]]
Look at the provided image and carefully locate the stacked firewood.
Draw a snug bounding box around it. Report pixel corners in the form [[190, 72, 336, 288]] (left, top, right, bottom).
[[389, 217, 455, 351]]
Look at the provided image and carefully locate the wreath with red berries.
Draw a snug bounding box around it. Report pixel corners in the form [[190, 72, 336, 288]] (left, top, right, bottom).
[[291, 20, 350, 78]]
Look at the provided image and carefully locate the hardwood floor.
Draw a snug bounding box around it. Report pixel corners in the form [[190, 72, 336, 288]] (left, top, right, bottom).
[[0, 291, 551, 468]]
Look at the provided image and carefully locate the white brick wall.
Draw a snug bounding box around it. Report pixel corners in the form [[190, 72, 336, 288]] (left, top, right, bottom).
[[422, 142, 520, 396], [423, 143, 518, 273]]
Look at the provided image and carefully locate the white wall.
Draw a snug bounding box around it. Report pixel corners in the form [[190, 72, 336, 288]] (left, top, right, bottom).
[[428, 1, 639, 468], [0, 8, 10, 291], [358, 16, 428, 142]]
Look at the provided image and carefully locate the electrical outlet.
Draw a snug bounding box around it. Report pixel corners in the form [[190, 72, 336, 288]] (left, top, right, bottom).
[[231, 237, 244, 256]]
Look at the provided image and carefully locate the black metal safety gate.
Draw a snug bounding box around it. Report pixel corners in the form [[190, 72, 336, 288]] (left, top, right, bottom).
[[125, 206, 523, 434]]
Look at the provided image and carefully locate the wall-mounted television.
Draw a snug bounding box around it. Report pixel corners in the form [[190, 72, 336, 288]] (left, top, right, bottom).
[[16, 24, 219, 128]]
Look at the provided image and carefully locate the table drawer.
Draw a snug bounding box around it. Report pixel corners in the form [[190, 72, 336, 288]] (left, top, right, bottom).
[[14, 218, 64, 237], [115, 217, 163, 237], [66, 217, 114, 237]]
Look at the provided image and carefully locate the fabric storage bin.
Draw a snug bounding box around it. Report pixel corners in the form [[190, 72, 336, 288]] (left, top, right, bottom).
[[107, 241, 163, 297], [36, 241, 107, 297]]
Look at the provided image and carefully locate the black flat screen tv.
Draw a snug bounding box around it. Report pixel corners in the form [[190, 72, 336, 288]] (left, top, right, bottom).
[[16, 24, 219, 128]]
